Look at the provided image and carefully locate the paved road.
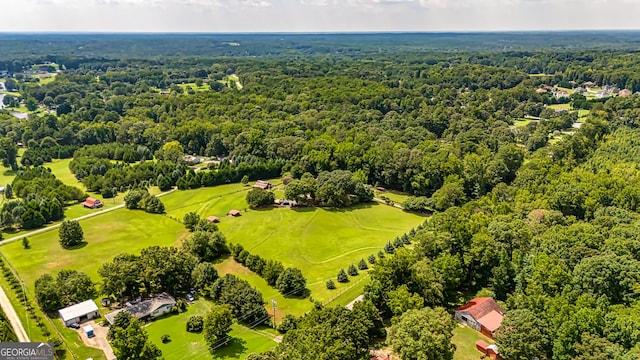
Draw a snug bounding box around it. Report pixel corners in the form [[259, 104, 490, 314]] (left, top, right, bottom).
[[0, 188, 177, 340], [345, 295, 364, 310], [0, 283, 29, 341]]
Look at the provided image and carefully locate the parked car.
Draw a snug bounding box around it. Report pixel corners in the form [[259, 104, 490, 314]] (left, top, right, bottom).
[[69, 323, 80, 329], [186, 294, 194, 302]]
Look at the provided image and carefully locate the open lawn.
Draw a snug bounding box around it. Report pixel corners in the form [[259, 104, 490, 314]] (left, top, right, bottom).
[[162, 184, 426, 303], [375, 189, 410, 205], [548, 103, 571, 111], [1, 209, 188, 289], [452, 324, 494, 360], [215, 258, 314, 321], [146, 299, 277, 360], [510, 118, 536, 129], [178, 83, 211, 93], [47, 158, 83, 190]]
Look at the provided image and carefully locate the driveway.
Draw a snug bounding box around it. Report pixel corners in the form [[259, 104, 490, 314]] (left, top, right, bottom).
[[75, 320, 115, 360]]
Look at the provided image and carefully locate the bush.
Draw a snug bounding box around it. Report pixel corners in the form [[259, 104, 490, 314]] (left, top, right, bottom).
[[186, 315, 204, 333], [384, 241, 395, 254], [277, 314, 298, 334], [161, 334, 171, 343], [378, 250, 385, 259], [326, 279, 336, 290], [368, 254, 376, 264], [337, 269, 348, 283], [348, 264, 358, 276]]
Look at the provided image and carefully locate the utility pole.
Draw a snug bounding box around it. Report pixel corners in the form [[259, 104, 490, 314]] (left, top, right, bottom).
[[271, 300, 277, 329]]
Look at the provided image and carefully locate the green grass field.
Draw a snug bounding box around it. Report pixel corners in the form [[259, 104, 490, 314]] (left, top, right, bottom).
[[162, 184, 426, 303], [178, 83, 211, 93], [146, 299, 277, 359], [452, 324, 494, 360], [1, 209, 188, 289], [548, 103, 571, 111], [375, 189, 410, 205]]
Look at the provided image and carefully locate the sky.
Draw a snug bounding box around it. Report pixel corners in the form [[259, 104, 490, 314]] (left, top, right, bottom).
[[2, 0, 640, 33]]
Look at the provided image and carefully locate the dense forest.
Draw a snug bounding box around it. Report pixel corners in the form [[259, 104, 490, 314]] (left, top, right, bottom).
[[3, 33, 640, 359]]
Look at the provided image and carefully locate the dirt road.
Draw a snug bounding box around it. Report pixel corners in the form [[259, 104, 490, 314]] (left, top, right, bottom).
[[0, 283, 29, 341]]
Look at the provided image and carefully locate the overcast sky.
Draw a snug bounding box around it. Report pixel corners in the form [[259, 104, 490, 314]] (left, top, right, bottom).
[[2, 0, 640, 32]]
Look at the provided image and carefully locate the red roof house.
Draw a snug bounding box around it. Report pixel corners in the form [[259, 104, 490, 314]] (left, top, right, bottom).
[[253, 180, 272, 190], [228, 210, 241, 217], [454, 298, 504, 339], [81, 197, 103, 209], [206, 216, 220, 223]]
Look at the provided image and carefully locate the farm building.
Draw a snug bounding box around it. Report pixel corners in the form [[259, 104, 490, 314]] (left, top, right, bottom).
[[228, 210, 241, 217], [105, 293, 176, 324], [206, 216, 220, 223], [476, 340, 501, 360], [58, 300, 100, 326], [253, 180, 273, 190], [620, 89, 633, 97], [82, 197, 103, 209], [454, 297, 504, 339]]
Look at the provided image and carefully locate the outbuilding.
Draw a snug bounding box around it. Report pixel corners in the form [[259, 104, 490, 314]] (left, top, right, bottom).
[[454, 297, 504, 339], [82, 197, 103, 209], [83, 325, 95, 338], [206, 216, 220, 223], [228, 210, 241, 217], [58, 300, 100, 326]]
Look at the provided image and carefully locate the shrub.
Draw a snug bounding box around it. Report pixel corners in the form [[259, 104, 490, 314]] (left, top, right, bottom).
[[277, 314, 298, 334], [358, 258, 368, 270], [186, 315, 204, 333], [337, 269, 348, 283], [161, 334, 171, 343], [368, 254, 376, 264], [384, 241, 395, 254], [348, 264, 358, 276], [326, 279, 336, 290]]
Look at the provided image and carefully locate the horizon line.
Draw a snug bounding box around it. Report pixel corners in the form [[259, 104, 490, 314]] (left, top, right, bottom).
[[1, 29, 640, 35]]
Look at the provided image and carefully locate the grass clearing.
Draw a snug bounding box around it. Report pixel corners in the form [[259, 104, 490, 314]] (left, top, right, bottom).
[[1, 209, 188, 289], [452, 324, 493, 360], [215, 258, 312, 321], [146, 299, 277, 359], [178, 83, 211, 93], [162, 184, 425, 303], [511, 118, 536, 129], [548, 103, 571, 111], [375, 190, 410, 205]]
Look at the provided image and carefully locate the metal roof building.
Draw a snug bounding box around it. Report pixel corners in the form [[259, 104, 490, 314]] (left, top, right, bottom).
[[58, 300, 100, 326]]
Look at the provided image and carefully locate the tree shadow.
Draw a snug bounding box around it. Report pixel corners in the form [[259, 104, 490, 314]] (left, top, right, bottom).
[[66, 241, 88, 250], [283, 288, 311, 299], [291, 206, 316, 213], [211, 337, 247, 359]]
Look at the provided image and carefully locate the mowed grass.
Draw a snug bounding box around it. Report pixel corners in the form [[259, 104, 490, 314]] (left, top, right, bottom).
[[1, 209, 188, 289], [162, 183, 426, 303], [375, 189, 410, 205], [452, 324, 494, 360], [47, 158, 83, 190], [215, 258, 315, 321], [146, 299, 277, 360]]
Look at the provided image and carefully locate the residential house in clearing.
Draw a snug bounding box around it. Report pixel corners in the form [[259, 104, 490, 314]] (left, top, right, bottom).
[[574, 86, 587, 94], [454, 297, 505, 339], [253, 180, 273, 190], [105, 293, 176, 324], [58, 300, 100, 326], [554, 90, 569, 99], [81, 197, 103, 209], [206, 216, 220, 223], [619, 89, 633, 97]]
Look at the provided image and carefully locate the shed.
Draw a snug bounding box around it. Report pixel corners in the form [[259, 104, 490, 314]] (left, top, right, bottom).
[[58, 300, 100, 326], [375, 186, 386, 192], [253, 180, 273, 190], [206, 216, 220, 223], [228, 210, 241, 217], [83, 325, 94, 338]]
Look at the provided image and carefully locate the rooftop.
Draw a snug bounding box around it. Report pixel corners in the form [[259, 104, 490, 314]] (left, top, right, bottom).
[[58, 300, 99, 322]]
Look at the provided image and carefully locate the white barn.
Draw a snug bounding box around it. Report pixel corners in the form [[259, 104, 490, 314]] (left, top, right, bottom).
[[58, 300, 100, 326]]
